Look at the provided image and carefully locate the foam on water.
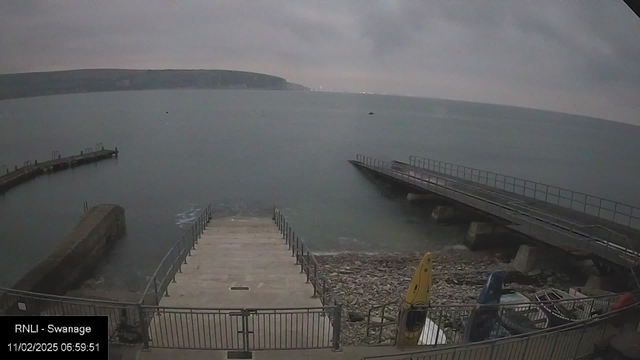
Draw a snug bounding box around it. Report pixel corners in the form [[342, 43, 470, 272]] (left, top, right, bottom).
[[175, 204, 202, 227]]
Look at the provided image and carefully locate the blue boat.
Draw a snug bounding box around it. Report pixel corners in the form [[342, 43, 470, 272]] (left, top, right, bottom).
[[464, 270, 504, 342]]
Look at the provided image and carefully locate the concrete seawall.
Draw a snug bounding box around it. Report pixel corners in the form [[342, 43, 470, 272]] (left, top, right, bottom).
[[2, 204, 126, 314]]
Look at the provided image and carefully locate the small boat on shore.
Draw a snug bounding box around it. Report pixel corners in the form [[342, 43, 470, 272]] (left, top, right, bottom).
[[418, 317, 447, 345], [497, 289, 549, 334], [465, 270, 504, 342], [533, 288, 593, 326]]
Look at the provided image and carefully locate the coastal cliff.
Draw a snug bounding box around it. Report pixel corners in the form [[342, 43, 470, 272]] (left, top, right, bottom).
[[0, 69, 309, 100]]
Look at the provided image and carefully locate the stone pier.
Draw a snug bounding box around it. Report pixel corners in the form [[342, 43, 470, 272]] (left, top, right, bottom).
[[511, 244, 568, 274], [431, 205, 468, 223], [464, 221, 510, 250], [406, 192, 440, 203]]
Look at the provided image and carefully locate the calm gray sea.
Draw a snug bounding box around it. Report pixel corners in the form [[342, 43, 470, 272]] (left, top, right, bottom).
[[1, 90, 639, 291]]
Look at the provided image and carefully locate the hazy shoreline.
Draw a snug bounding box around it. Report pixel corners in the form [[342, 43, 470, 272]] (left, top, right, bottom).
[[0, 68, 309, 101]]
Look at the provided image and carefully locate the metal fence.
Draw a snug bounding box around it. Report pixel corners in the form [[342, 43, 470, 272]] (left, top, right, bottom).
[[0, 203, 343, 352], [0, 287, 145, 345], [366, 291, 632, 347], [272, 206, 342, 310], [408, 155, 640, 230], [361, 301, 640, 360], [354, 155, 640, 269], [142, 305, 339, 350], [140, 204, 212, 306]]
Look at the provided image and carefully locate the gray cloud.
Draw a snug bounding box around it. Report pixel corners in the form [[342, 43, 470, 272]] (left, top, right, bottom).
[[0, 0, 638, 124]]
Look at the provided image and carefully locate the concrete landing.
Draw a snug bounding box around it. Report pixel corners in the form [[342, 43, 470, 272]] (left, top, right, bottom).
[[146, 217, 331, 350], [160, 217, 321, 309]]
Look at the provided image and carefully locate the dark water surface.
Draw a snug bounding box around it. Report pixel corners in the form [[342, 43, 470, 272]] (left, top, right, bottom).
[[1, 90, 639, 291]]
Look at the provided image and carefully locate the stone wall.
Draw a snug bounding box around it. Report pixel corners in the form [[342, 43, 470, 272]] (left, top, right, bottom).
[[10, 204, 126, 295]]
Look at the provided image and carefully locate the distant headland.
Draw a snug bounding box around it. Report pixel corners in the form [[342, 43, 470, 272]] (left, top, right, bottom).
[[0, 69, 309, 100]]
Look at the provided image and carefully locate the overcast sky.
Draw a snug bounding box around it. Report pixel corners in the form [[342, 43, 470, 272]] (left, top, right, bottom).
[[1, 1, 639, 124]]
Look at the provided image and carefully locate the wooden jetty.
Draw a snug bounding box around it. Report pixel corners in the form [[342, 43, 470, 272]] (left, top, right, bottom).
[[0, 147, 118, 194]]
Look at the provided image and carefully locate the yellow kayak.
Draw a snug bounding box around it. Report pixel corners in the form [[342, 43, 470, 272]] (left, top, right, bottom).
[[401, 252, 433, 346]]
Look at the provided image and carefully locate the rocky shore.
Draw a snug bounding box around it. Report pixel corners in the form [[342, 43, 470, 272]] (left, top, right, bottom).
[[315, 249, 586, 346]]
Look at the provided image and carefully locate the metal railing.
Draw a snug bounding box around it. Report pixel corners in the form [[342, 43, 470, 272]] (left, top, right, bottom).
[[0, 144, 111, 175], [272, 206, 341, 310], [0, 287, 145, 345], [272, 206, 343, 351], [361, 301, 640, 360], [140, 204, 212, 306], [366, 300, 401, 344], [354, 155, 640, 268], [366, 291, 633, 347], [408, 155, 640, 230], [1, 203, 346, 352], [142, 305, 338, 350]]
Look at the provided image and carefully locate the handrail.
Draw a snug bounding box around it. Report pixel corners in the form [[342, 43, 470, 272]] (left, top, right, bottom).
[[139, 204, 212, 305], [272, 206, 341, 308], [396, 160, 639, 248], [374, 289, 639, 311], [272, 205, 343, 351], [363, 301, 640, 359], [0, 144, 113, 178], [0, 286, 138, 306], [394, 158, 640, 272], [354, 154, 640, 269], [408, 155, 640, 230]]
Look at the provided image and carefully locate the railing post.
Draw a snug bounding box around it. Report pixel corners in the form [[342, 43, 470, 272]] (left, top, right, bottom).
[[597, 199, 603, 218], [291, 234, 295, 257], [299, 242, 304, 271], [153, 276, 159, 306], [295, 237, 300, 264], [138, 305, 150, 350], [332, 304, 342, 352], [570, 191, 575, 210], [322, 277, 327, 304], [305, 249, 310, 283], [519, 336, 531, 360], [312, 263, 318, 297], [548, 329, 561, 359], [573, 322, 588, 359]]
